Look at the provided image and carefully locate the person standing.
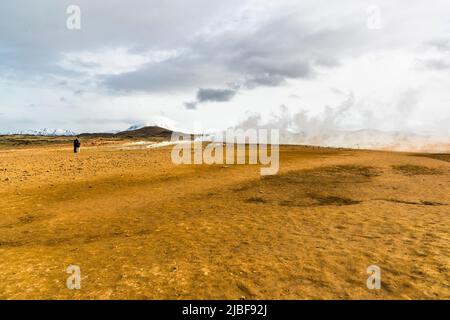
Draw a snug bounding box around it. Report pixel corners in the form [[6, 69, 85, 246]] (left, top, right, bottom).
[[74, 138, 81, 153]]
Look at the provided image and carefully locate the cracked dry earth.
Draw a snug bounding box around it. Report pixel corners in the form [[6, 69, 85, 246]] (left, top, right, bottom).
[[0, 144, 449, 299]]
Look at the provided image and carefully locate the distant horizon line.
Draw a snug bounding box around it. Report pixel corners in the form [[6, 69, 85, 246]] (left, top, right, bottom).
[[1, 126, 449, 137]]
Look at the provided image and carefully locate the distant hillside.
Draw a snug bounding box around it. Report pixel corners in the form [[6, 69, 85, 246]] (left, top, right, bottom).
[[115, 126, 174, 138], [79, 126, 178, 139]]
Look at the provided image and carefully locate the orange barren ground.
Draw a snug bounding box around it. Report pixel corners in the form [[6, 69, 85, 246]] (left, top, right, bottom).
[[0, 143, 449, 299]]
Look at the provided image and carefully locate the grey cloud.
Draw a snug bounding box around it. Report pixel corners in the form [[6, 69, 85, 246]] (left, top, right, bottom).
[[170, 14, 372, 109], [423, 59, 450, 70], [0, 0, 378, 95], [0, 0, 235, 80], [204, 16, 366, 82], [183, 87, 237, 109], [184, 101, 198, 110], [102, 56, 219, 93], [428, 39, 450, 51], [2, 0, 448, 96], [197, 88, 236, 103], [242, 74, 287, 89], [101, 9, 371, 93]]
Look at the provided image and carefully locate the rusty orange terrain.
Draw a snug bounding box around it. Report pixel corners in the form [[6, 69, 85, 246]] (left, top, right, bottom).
[[0, 143, 449, 299]]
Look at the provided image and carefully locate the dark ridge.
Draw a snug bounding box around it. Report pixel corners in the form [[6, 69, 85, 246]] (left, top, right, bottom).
[[115, 126, 174, 138], [79, 126, 186, 139]]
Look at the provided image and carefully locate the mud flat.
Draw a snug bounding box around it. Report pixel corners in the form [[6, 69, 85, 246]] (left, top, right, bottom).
[[0, 143, 449, 299]]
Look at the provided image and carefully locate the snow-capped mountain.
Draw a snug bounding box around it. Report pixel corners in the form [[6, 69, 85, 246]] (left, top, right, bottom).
[[2, 128, 77, 136]]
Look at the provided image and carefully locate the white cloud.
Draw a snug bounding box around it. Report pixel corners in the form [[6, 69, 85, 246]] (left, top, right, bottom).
[[59, 48, 181, 76]]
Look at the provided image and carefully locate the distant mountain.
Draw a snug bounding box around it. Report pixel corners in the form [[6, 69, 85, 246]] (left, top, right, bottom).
[[2, 128, 77, 136], [115, 125, 175, 138], [77, 125, 178, 139]]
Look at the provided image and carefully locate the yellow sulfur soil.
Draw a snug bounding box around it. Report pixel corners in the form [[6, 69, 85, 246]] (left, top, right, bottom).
[[0, 143, 449, 299]]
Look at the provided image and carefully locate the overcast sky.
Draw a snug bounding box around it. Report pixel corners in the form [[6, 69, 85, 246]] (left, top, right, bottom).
[[0, 0, 449, 135]]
